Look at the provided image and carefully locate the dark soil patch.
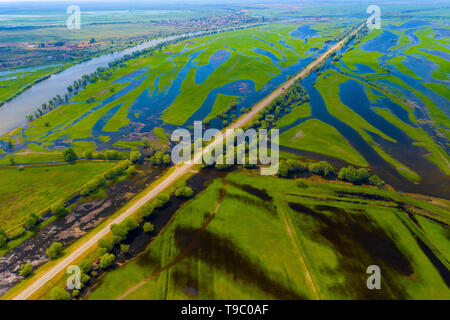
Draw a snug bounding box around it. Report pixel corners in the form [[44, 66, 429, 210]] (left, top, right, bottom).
[[288, 201, 412, 299]]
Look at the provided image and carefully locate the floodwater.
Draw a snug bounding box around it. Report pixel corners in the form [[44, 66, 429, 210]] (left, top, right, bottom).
[[0, 26, 252, 136], [295, 20, 450, 198], [2, 29, 330, 154]]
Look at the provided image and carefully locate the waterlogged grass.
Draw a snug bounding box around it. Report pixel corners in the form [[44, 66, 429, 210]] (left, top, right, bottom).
[[0, 65, 63, 103], [0, 161, 116, 232], [316, 70, 396, 142], [275, 103, 311, 128], [205, 94, 239, 122], [340, 49, 384, 74], [153, 127, 169, 142], [8, 21, 335, 157], [374, 108, 450, 175], [87, 170, 450, 300], [280, 118, 368, 167]]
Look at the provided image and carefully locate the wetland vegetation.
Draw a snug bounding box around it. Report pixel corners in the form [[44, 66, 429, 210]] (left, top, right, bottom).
[[0, 1, 448, 301]]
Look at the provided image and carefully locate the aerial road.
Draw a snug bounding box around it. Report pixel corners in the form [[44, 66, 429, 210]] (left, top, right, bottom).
[[12, 22, 364, 300]]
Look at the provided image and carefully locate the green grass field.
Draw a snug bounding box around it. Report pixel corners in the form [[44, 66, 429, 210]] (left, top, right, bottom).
[[0, 161, 116, 232], [279, 118, 369, 167], [87, 170, 450, 300]]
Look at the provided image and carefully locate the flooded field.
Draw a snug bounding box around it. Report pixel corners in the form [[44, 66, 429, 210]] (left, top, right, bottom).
[[85, 170, 450, 300]]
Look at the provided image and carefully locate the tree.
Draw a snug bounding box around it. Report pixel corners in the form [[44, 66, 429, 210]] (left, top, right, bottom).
[[309, 161, 334, 177], [98, 236, 115, 253], [143, 222, 154, 233], [124, 217, 139, 230], [85, 151, 94, 159], [51, 201, 66, 217], [277, 159, 306, 178], [99, 253, 115, 269], [19, 263, 33, 277], [125, 166, 137, 175], [356, 168, 370, 183], [63, 148, 77, 162], [78, 259, 92, 274], [369, 175, 384, 187], [162, 154, 171, 165], [105, 150, 120, 160], [338, 166, 358, 183], [120, 244, 130, 253], [46, 242, 63, 259], [174, 185, 194, 198], [129, 151, 142, 163], [25, 213, 39, 229], [81, 273, 90, 285], [50, 287, 71, 300]]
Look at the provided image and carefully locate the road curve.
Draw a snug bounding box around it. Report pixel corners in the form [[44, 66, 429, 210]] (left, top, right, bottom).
[[12, 22, 364, 300]]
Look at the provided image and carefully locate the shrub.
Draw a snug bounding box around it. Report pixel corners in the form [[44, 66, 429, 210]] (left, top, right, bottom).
[[309, 161, 334, 177], [143, 222, 154, 233], [25, 213, 39, 229], [81, 273, 90, 284], [338, 166, 358, 183], [369, 175, 385, 187], [98, 236, 116, 252], [120, 244, 130, 253], [125, 166, 137, 175], [338, 166, 370, 184], [277, 159, 306, 178], [130, 151, 142, 163], [46, 242, 63, 259], [50, 287, 71, 300], [99, 253, 115, 269], [105, 150, 120, 160], [139, 202, 156, 218], [78, 259, 92, 274], [123, 217, 139, 230], [51, 201, 66, 217], [80, 175, 106, 196], [356, 168, 370, 182], [19, 263, 33, 277], [154, 194, 170, 207], [63, 148, 77, 162], [174, 185, 194, 198]]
